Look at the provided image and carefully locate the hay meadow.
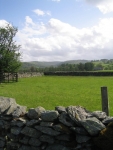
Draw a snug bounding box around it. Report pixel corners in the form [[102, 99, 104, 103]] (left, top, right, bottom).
[[0, 76, 113, 115]]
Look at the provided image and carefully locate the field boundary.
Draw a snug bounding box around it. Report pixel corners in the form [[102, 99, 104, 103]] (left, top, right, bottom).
[[44, 71, 113, 76]]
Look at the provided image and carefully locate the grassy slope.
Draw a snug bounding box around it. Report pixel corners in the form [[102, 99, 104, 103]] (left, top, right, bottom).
[[0, 76, 113, 115]]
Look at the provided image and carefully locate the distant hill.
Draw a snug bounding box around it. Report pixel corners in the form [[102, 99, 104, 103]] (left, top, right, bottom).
[[60, 60, 89, 64], [20, 61, 61, 70], [20, 60, 90, 70]]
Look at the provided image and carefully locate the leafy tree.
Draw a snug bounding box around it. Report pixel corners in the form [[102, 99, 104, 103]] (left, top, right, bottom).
[[30, 66, 37, 72], [0, 24, 21, 74], [78, 63, 85, 71], [84, 62, 94, 71]]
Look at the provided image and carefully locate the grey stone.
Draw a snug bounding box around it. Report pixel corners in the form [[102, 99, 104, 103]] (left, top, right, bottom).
[[41, 143, 48, 150], [35, 126, 60, 136], [31, 146, 41, 150], [55, 106, 66, 113], [7, 133, 20, 142], [72, 144, 82, 149], [53, 124, 63, 132], [19, 136, 30, 144], [35, 106, 46, 117], [66, 106, 90, 126], [11, 127, 22, 135], [39, 134, 55, 144], [40, 121, 53, 127], [59, 112, 75, 127], [41, 110, 59, 121], [76, 134, 91, 143], [5, 99, 17, 115], [91, 111, 107, 120], [27, 106, 45, 119], [12, 105, 27, 118], [54, 123, 71, 134], [1, 115, 12, 120], [27, 108, 39, 119], [55, 134, 71, 141], [0, 140, 5, 147], [0, 121, 4, 129], [1, 120, 10, 130], [18, 145, 31, 150], [85, 143, 93, 150], [102, 116, 113, 125], [0, 97, 16, 114], [70, 127, 89, 135], [46, 144, 70, 150], [11, 118, 26, 127], [26, 119, 40, 127], [81, 117, 106, 136], [29, 137, 41, 146], [21, 126, 42, 138], [0, 137, 5, 142], [7, 141, 21, 149]]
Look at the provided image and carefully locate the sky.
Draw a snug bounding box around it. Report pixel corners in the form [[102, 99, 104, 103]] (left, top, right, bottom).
[[0, 0, 113, 62]]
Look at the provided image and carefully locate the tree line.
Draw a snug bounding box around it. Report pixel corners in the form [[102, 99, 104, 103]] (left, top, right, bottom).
[[20, 59, 113, 73], [20, 62, 95, 73]]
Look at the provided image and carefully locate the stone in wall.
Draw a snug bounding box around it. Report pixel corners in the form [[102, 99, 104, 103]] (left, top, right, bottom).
[[0, 97, 16, 114], [27, 107, 46, 119], [41, 110, 59, 121]]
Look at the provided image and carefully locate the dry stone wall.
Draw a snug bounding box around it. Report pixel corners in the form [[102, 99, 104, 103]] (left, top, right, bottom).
[[0, 97, 113, 150], [18, 72, 43, 78]]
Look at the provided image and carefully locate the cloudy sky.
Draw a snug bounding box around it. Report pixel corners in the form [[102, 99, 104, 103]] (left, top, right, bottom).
[[0, 0, 113, 62]]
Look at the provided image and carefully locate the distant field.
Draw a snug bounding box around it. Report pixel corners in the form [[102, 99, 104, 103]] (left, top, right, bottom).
[[0, 76, 113, 115]]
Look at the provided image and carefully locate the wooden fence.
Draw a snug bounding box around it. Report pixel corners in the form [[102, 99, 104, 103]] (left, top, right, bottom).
[[0, 72, 18, 83]]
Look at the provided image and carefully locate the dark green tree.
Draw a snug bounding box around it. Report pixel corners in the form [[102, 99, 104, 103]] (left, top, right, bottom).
[[0, 24, 21, 82], [78, 63, 85, 71], [84, 62, 94, 71]]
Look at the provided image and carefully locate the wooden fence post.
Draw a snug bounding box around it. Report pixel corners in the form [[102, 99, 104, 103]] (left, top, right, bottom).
[[15, 73, 18, 82], [101, 86, 109, 116]]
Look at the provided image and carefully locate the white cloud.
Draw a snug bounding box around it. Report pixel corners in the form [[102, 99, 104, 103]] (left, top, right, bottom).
[[25, 16, 35, 25], [33, 9, 51, 16], [17, 19, 46, 39], [46, 11, 51, 16], [0, 20, 9, 27], [85, 0, 113, 14], [33, 9, 45, 16], [15, 16, 113, 62]]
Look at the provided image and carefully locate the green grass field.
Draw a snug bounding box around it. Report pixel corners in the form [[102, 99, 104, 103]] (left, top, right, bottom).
[[0, 76, 113, 115]]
